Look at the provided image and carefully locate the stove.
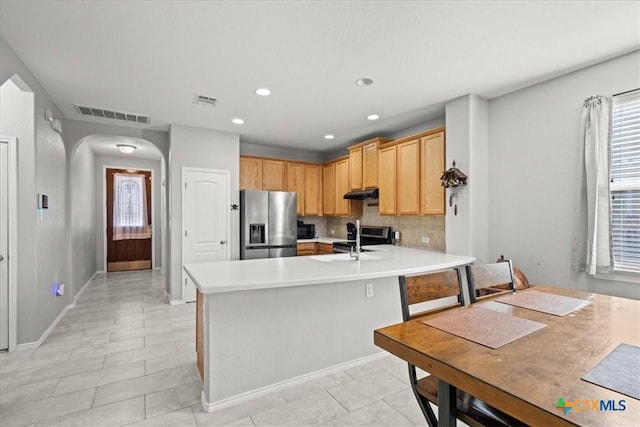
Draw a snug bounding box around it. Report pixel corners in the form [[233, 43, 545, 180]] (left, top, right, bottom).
[[332, 225, 393, 253]]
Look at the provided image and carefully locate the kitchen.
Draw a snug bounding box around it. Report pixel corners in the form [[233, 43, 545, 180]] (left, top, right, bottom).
[[0, 1, 639, 426]]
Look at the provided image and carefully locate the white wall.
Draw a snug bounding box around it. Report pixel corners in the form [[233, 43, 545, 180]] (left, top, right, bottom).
[[1, 35, 70, 344], [169, 125, 240, 301], [95, 155, 163, 271], [70, 143, 96, 296], [445, 95, 490, 265], [488, 51, 640, 299]]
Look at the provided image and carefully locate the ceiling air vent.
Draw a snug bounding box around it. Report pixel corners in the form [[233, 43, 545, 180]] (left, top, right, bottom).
[[194, 95, 217, 106], [74, 104, 151, 124]]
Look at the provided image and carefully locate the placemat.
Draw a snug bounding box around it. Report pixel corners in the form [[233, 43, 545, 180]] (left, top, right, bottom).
[[422, 306, 546, 349], [495, 290, 591, 316], [582, 343, 640, 400]]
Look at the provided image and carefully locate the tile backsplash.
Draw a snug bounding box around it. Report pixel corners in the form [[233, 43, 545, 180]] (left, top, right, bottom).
[[322, 202, 446, 251]]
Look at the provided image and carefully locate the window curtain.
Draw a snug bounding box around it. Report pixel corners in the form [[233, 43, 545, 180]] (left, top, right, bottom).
[[572, 96, 614, 275], [113, 173, 151, 240]]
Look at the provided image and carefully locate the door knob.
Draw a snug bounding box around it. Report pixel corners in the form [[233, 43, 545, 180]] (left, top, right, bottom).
[[220, 240, 226, 245], [0, 255, 4, 261]]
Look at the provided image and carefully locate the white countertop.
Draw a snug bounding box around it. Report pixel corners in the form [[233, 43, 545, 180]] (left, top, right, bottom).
[[184, 245, 475, 294]]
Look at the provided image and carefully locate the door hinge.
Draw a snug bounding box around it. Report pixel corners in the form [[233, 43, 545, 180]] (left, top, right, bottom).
[[185, 230, 188, 237], [185, 278, 187, 286], [184, 182, 187, 189]]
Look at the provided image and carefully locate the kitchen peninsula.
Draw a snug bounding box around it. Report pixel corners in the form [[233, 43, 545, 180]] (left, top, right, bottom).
[[184, 245, 475, 411]]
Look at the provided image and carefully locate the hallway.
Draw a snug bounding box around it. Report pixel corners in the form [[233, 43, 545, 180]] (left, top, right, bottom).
[[0, 271, 436, 426]]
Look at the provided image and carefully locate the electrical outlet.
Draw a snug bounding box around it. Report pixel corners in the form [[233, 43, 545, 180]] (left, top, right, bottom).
[[330, 229, 335, 235], [421, 236, 430, 243], [365, 283, 374, 298]]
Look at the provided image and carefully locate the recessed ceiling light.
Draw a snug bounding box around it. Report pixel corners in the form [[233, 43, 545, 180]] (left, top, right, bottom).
[[116, 144, 136, 154], [366, 114, 380, 121], [324, 134, 335, 140], [255, 88, 271, 96], [355, 78, 374, 87], [232, 118, 244, 125]]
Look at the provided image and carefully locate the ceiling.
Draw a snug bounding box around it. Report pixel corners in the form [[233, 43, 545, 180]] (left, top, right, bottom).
[[1, 1, 638, 153]]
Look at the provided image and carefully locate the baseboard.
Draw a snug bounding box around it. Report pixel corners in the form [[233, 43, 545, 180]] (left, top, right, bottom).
[[165, 290, 184, 305], [15, 271, 98, 352], [201, 351, 389, 412]]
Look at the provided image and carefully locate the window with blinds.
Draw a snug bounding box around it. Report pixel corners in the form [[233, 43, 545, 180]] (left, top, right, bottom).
[[611, 90, 640, 273]]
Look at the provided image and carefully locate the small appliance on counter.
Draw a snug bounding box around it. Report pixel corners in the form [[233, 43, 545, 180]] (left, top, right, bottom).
[[240, 190, 297, 260], [333, 225, 393, 253], [297, 221, 315, 239], [346, 222, 357, 240]]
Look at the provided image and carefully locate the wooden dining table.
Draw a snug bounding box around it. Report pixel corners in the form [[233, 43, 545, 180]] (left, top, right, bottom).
[[374, 286, 640, 426]]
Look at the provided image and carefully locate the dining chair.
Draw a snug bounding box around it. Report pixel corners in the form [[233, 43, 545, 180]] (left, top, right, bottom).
[[465, 260, 516, 304], [399, 269, 523, 427]]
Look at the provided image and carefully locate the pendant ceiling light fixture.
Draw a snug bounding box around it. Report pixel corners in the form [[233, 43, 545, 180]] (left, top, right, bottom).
[[117, 144, 137, 154]]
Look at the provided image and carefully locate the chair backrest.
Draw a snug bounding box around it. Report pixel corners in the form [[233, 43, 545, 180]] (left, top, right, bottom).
[[465, 260, 515, 304], [399, 269, 464, 322]]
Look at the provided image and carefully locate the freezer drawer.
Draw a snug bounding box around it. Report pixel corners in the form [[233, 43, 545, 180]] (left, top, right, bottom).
[[243, 248, 270, 260]]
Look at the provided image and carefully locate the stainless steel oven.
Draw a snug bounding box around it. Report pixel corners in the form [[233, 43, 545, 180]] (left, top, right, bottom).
[[332, 225, 393, 253]]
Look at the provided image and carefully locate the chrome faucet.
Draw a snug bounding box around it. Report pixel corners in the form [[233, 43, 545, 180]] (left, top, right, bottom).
[[350, 219, 361, 261]]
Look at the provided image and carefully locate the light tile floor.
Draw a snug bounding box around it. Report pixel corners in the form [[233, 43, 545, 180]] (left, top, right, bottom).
[[0, 270, 462, 427]]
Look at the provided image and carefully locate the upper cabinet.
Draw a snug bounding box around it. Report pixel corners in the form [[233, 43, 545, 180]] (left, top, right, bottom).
[[323, 157, 362, 217], [377, 127, 446, 216], [262, 159, 286, 191], [287, 162, 323, 216], [240, 156, 286, 191], [420, 132, 446, 215], [240, 156, 262, 190], [348, 137, 392, 190]]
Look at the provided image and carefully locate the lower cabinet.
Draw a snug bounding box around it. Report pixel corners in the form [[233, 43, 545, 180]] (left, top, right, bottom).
[[297, 242, 317, 256], [317, 243, 333, 254]]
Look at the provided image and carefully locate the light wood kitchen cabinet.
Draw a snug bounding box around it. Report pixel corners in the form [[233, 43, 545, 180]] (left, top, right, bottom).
[[297, 242, 317, 256], [421, 131, 446, 215], [377, 127, 446, 216], [335, 158, 351, 216], [349, 146, 363, 190], [397, 139, 421, 215], [348, 137, 392, 190], [262, 159, 286, 191], [240, 156, 285, 191], [240, 156, 262, 190], [304, 164, 323, 216], [286, 162, 305, 215], [317, 242, 333, 254], [323, 162, 336, 215], [378, 145, 397, 215]]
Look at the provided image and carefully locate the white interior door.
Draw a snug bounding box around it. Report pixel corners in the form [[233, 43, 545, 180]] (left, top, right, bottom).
[[0, 141, 9, 350], [182, 168, 230, 302]]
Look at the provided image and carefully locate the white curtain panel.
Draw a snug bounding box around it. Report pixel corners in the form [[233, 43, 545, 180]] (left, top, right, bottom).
[[113, 173, 151, 241], [574, 96, 613, 275]]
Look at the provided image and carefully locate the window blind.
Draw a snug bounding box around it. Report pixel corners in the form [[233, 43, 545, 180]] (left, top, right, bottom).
[[611, 90, 640, 272]]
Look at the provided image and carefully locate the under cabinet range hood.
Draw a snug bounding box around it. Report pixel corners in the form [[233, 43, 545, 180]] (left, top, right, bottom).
[[343, 188, 379, 200]]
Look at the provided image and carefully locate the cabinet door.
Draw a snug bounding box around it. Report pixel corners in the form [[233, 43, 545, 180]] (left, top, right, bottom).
[[240, 157, 262, 190], [397, 139, 421, 215], [317, 243, 333, 254], [262, 159, 286, 191], [378, 146, 396, 215], [349, 147, 363, 190], [421, 132, 446, 215], [362, 142, 378, 189], [304, 164, 322, 216], [286, 162, 305, 215], [335, 158, 351, 216], [323, 162, 336, 216]]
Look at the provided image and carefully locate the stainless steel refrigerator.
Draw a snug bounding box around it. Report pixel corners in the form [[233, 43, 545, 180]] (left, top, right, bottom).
[[240, 190, 297, 259]]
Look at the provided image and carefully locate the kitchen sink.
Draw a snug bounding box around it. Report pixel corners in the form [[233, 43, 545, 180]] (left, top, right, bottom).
[[308, 253, 384, 262]]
